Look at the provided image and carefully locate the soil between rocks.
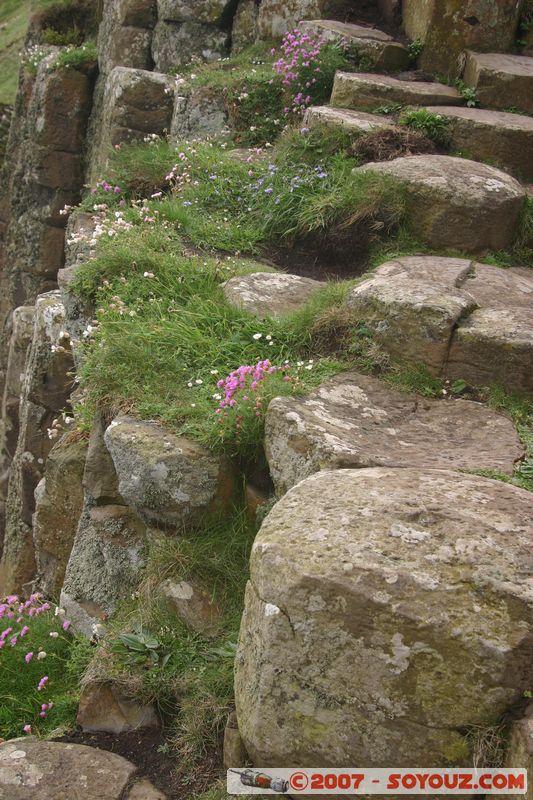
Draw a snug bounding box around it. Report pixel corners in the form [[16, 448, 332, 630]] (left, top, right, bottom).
[[56, 728, 221, 799]]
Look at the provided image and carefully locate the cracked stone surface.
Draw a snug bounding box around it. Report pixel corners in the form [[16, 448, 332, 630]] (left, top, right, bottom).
[[265, 371, 523, 495], [0, 738, 167, 799], [299, 20, 409, 71], [345, 257, 533, 389], [356, 155, 525, 252], [447, 307, 533, 396], [235, 468, 533, 768], [222, 272, 322, 318], [331, 71, 462, 110], [464, 52, 533, 115]]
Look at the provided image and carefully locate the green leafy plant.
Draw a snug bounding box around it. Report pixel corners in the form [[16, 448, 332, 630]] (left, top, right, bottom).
[[399, 108, 452, 147], [456, 80, 479, 107], [112, 625, 170, 668], [408, 38, 424, 65]]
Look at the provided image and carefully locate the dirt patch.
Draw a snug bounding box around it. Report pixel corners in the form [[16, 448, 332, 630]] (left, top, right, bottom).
[[351, 128, 436, 162], [56, 728, 221, 799]]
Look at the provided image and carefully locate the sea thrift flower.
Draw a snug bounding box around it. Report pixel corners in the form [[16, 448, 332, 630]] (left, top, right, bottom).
[[25, 652, 33, 663], [37, 676, 49, 691], [23, 725, 32, 734]]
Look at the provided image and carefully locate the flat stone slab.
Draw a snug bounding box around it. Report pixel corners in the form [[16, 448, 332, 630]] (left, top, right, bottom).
[[235, 468, 533, 768], [357, 155, 525, 252], [299, 20, 409, 71], [222, 272, 322, 318], [462, 263, 533, 309], [371, 254, 473, 288], [265, 371, 523, 495], [304, 106, 394, 134], [425, 105, 533, 181], [0, 739, 144, 799], [331, 71, 463, 110], [447, 307, 533, 395], [464, 52, 533, 114]]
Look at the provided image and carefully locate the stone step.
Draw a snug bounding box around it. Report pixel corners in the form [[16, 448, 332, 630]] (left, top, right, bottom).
[[299, 20, 410, 72], [345, 255, 533, 393], [265, 370, 523, 496], [356, 154, 525, 252], [235, 468, 533, 769], [330, 71, 463, 110], [423, 106, 533, 182], [463, 52, 533, 115], [0, 739, 166, 799], [304, 105, 394, 135]]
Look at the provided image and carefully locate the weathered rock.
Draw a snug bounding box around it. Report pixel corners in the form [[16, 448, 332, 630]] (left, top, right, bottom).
[[83, 413, 122, 503], [235, 468, 533, 767], [77, 681, 159, 734], [499, 704, 533, 799], [370, 254, 473, 287], [128, 780, 168, 800], [160, 578, 221, 636], [424, 106, 533, 182], [300, 20, 409, 71], [98, 0, 157, 74], [0, 307, 35, 464], [223, 272, 322, 318], [60, 504, 147, 637], [104, 416, 235, 527], [346, 273, 477, 373], [377, 0, 400, 26], [0, 293, 74, 592], [171, 85, 229, 141], [0, 739, 138, 800], [151, 21, 228, 71], [92, 67, 175, 179], [403, 0, 523, 78], [223, 711, 247, 769], [157, 0, 235, 26], [232, 0, 259, 52], [356, 155, 525, 252], [304, 105, 394, 135], [330, 72, 462, 110], [447, 308, 533, 395], [265, 371, 523, 495], [33, 436, 88, 597], [257, 0, 327, 39], [463, 51, 533, 115], [461, 263, 533, 310]]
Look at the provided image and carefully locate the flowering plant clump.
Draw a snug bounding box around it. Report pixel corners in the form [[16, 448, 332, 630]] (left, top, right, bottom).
[[0, 594, 86, 739], [272, 29, 349, 116]]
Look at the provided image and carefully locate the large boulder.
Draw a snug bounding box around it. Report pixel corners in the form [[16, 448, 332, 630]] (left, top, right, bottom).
[[356, 155, 525, 252], [98, 0, 156, 75], [463, 52, 533, 115], [104, 416, 235, 527], [304, 105, 394, 135], [171, 85, 229, 141], [235, 468, 533, 767], [33, 436, 88, 597], [330, 72, 462, 109], [232, 0, 259, 52], [402, 0, 523, 78], [425, 106, 533, 182], [265, 371, 523, 495], [499, 704, 533, 798], [77, 681, 159, 734]]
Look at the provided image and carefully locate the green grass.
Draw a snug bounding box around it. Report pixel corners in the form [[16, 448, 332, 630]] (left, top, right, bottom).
[[0, 601, 93, 739], [0, 0, 30, 105], [86, 506, 257, 771]]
